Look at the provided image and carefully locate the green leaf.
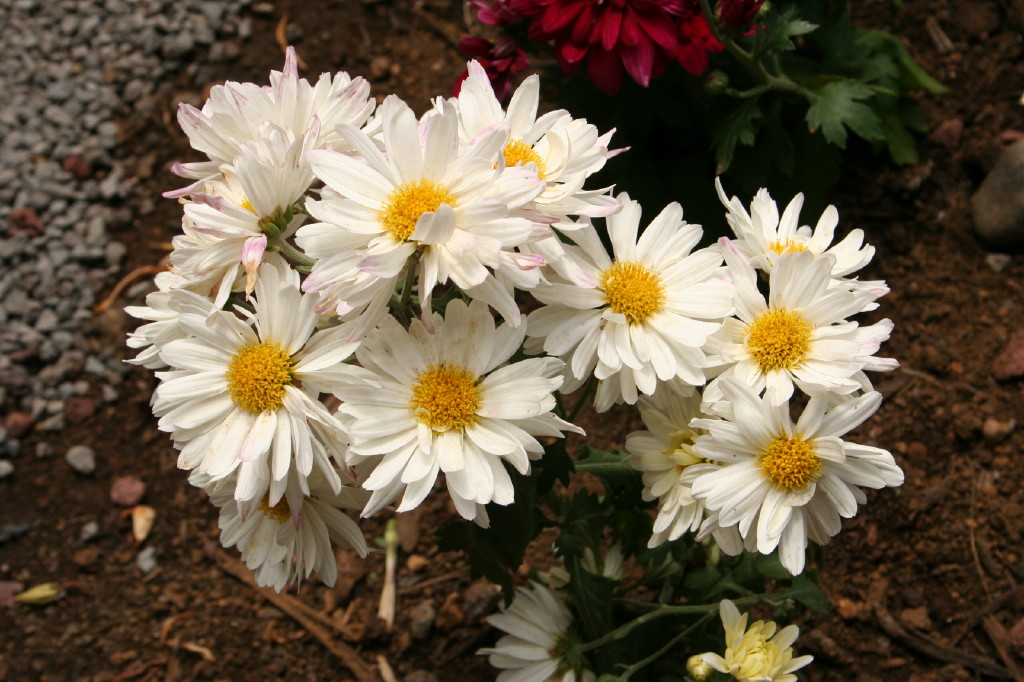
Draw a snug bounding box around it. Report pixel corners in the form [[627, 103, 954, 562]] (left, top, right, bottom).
[[805, 79, 885, 148], [761, 6, 819, 54], [879, 109, 919, 165], [785, 575, 831, 614], [566, 554, 617, 642], [712, 99, 764, 172]]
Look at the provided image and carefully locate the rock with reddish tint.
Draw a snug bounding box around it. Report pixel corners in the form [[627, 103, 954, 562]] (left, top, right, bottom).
[[931, 119, 963, 149], [992, 332, 1024, 380], [5, 208, 45, 236], [2, 412, 34, 439], [1011, 616, 1024, 656], [974, 139, 1024, 249], [64, 397, 95, 424], [110, 476, 146, 506], [62, 154, 93, 180], [0, 581, 24, 608]]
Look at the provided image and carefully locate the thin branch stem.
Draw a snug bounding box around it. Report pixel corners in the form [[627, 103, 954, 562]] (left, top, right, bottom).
[[619, 613, 714, 680], [271, 238, 316, 267]]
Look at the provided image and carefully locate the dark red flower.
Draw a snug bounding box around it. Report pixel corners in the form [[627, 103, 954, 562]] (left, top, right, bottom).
[[470, 0, 526, 27], [673, 5, 722, 75], [455, 36, 530, 101], [715, 0, 765, 31]]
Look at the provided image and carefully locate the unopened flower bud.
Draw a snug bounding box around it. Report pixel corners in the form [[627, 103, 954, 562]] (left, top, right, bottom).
[[686, 654, 713, 680], [704, 70, 730, 95]]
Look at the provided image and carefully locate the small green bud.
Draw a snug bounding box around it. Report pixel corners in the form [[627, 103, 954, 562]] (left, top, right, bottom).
[[704, 70, 730, 95], [686, 654, 713, 680]]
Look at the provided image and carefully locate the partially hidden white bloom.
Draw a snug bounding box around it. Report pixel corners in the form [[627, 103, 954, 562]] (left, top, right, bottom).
[[171, 127, 317, 308], [625, 390, 721, 548], [298, 95, 546, 336], [125, 271, 213, 369], [715, 179, 888, 309], [478, 582, 596, 682], [545, 544, 625, 588], [332, 299, 582, 525], [453, 59, 621, 225], [526, 195, 734, 412], [701, 599, 813, 682], [170, 46, 374, 190], [704, 240, 897, 407], [194, 467, 369, 592], [153, 260, 362, 505], [691, 378, 904, 575]]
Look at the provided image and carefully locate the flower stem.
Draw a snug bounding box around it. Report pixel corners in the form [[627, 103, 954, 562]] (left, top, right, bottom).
[[270, 237, 316, 268], [617, 613, 714, 680]]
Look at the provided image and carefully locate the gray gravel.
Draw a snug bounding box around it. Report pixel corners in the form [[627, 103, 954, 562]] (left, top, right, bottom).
[[0, 0, 252, 457]]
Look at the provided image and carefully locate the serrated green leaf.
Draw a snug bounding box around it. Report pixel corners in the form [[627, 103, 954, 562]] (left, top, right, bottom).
[[879, 110, 919, 165], [712, 99, 763, 172], [566, 554, 617, 641], [805, 80, 885, 148], [786, 575, 831, 614]]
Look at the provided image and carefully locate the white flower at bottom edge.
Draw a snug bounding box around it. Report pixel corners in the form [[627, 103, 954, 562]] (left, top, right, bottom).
[[690, 378, 904, 575], [477, 582, 596, 682], [625, 389, 721, 548], [193, 467, 369, 592], [701, 599, 813, 682], [333, 298, 582, 525]]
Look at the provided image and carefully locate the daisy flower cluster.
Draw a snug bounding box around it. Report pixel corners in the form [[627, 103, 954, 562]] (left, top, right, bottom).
[[126, 44, 901, 679]]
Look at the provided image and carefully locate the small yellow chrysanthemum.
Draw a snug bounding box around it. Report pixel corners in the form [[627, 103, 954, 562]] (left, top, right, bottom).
[[701, 600, 813, 682]]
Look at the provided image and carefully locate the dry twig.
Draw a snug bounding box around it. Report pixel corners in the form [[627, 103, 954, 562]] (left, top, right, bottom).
[[214, 550, 378, 682], [93, 263, 168, 313]]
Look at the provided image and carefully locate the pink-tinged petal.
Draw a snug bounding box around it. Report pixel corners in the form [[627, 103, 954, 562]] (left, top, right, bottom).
[[242, 235, 268, 297]]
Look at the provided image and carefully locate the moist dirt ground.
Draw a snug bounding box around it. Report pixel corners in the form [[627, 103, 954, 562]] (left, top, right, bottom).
[[3, 1, 1024, 681]]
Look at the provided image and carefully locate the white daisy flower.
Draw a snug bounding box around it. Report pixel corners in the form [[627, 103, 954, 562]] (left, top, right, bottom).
[[690, 378, 904, 575], [170, 126, 317, 309], [525, 195, 734, 412], [478, 582, 596, 682], [125, 271, 213, 369], [453, 60, 621, 225], [153, 260, 362, 505], [332, 299, 581, 524], [298, 95, 545, 336], [715, 179, 888, 309], [195, 467, 369, 592], [701, 599, 813, 682], [705, 240, 897, 407], [625, 390, 721, 548], [170, 46, 374, 191]]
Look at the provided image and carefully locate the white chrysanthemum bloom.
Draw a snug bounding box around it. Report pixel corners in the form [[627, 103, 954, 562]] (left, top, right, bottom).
[[525, 195, 734, 412], [625, 390, 721, 548], [702, 599, 813, 682], [453, 60, 620, 225], [690, 378, 904, 575], [545, 544, 625, 588], [715, 179, 888, 309], [298, 95, 545, 336], [171, 127, 317, 309], [478, 582, 596, 682], [194, 467, 369, 592], [170, 46, 374, 190], [153, 260, 362, 505], [333, 299, 582, 524], [704, 240, 897, 407], [125, 271, 213, 369]]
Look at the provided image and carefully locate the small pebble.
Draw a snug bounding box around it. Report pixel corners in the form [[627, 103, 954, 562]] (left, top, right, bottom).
[[408, 600, 436, 640], [80, 520, 100, 542], [65, 444, 96, 475], [110, 475, 146, 506], [0, 460, 13, 479], [985, 253, 1013, 273], [974, 139, 1024, 249], [136, 547, 158, 574]]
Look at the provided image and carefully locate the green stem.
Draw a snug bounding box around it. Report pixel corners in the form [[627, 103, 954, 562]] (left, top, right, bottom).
[[568, 376, 596, 423], [572, 458, 634, 476], [270, 237, 316, 268], [618, 613, 715, 680]]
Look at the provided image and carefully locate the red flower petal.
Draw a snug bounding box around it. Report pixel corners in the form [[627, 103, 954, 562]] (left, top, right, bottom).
[[621, 39, 656, 87], [586, 47, 624, 94]]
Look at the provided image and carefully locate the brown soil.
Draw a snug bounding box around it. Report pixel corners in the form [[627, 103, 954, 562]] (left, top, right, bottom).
[[3, 1, 1024, 681]]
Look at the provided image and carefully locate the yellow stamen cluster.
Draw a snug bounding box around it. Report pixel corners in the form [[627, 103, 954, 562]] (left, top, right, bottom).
[[502, 138, 547, 179], [258, 493, 292, 524], [745, 308, 812, 372], [758, 435, 820, 491], [226, 342, 294, 414], [600, 261, 666, 325], [409, 363, 481, 432], [240, 198, 256, 214], [379, 179, 457, 242], [768, 238, 809, 255], [663, 427, 704, 471]]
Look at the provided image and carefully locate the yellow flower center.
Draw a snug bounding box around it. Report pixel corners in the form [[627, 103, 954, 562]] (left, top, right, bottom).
[[600, 261, 666, 325], [745, 308, 812, 372], [758, 435, 820, 491], [409, 363, 481, 432], [502, 138, 547, 179], [258, 493, 292, 524], [663, 427, 704, 470], [226, 342, 294, 414], [379, 179, 458, 242], [768, 238, 808, 255], [240, 198, 256, 214]]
